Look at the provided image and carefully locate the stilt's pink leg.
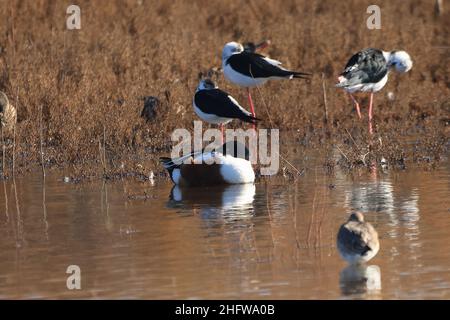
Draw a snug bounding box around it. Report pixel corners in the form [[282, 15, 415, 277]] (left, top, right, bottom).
[[368, 92, 374, 135], [220, 124, 224, 144], [370, 160, 377, 180], [246, 88, 257, 159], [247, 88, 256, 130], [348, 93, 362, 119]]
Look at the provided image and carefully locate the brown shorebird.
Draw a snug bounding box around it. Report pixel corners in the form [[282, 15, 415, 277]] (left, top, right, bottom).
[[0, 91, 17, 132], [337, 212, 380, 264]]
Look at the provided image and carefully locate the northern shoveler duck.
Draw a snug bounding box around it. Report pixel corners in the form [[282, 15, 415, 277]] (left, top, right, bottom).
[[221, 41, 311, 123], [0, 91, 17, 132], [336, 48, 413, 134], [337, 212, 380, 264], [160, 141, 255, 187], [193, 79, 259, 141]]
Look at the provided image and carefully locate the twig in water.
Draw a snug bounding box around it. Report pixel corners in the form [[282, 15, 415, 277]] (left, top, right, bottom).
[[39, 105, 46, 177], [275, 150, 303, 176], [345, 128, 361, 151], [336, 145, 349, 162], [42, 175, 49, 240], [265, 183, 276, 249], [12, 119, 15, 177], [99, 141, 105, 175], [103, 126, 107, 172], [12, 178, 23, 246], [1, 126, 5, 178], [99, 125, 107, 176], [3, 179, 8, 222], [12, 87, 19, 178], [322, 73, 328, 125]]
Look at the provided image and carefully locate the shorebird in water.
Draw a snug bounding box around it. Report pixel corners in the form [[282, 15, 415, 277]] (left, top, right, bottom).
[[337, 212, 380, 264], [336, 48, 413, 134]]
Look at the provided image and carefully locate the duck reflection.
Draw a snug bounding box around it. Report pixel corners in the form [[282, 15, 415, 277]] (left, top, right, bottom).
[[340, 264, 381, 297], [167, 184, 256, 218]]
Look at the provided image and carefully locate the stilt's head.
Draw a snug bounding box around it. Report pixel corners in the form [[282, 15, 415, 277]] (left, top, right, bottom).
[[197, 78, 218, 91], [0, 91, 9, 113], [348, 212, 365, 222], [388, 50, 413, 73], [222, 42, 244, 62]]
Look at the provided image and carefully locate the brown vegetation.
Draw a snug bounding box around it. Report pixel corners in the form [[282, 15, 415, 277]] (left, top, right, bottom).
[[0, 0, 448, 180]]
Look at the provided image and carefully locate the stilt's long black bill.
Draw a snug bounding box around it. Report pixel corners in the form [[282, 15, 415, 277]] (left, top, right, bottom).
[[293, 71, 312, 79]]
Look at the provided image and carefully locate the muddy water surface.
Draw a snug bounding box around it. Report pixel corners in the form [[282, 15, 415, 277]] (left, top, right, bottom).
[[0, 155, 449, 299]]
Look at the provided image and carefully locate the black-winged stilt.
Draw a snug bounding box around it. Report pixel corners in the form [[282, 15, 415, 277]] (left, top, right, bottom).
[[193, 79, 259, 143], [221, 41, 311, 127], [336, 48, 413, 134]]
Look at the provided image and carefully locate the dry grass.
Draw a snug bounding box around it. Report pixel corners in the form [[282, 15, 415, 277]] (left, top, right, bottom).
[[0, 0, 448, 180]]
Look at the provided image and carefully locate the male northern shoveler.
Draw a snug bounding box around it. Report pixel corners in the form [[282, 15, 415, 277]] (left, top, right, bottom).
[[336, 48, 413, 134], [193, 79, 259, 141], [160, 141, 255, 187], [0, 91, 17, 132], [337, 212, 380, 264], [221, 41, 311, 122]]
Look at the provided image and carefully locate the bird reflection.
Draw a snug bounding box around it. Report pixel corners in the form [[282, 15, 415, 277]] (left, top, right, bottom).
[[166, 184, 257, 240], [167, 184, 256, 217], [344, 178, 395, 214], [340, 264, 381, 297]]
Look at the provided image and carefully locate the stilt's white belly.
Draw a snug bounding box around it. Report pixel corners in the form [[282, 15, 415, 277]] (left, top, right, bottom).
[[223, 63, 268, 87], [193, 101, 233, 125], [344, 74, 389, 93]]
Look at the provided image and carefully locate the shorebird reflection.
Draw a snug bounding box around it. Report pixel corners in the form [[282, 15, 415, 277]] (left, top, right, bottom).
[[340, 264, 381, 297]]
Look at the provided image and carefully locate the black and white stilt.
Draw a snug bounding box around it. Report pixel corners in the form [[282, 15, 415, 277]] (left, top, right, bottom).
[[221, 41, 311, 126], [336, 48, 413, 134], [193, 79, 259, 142]]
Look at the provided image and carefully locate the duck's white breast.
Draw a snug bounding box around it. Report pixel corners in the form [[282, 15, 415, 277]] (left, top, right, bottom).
[[219, 156, 255, 184]]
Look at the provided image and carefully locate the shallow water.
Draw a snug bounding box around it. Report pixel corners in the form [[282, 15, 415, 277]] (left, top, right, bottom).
[[0, 155, 449, 299]]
